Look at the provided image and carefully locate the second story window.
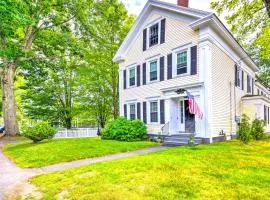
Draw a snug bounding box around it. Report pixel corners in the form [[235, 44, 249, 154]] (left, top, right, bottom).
[[150, 60, 158, 81], [129, 67, 135, 87], [236, 67, 241, 88], [177, 51, 188, 75], [149, 23, 159, 47], [129, 104, 136, 120], [150, 101, 158, 123]]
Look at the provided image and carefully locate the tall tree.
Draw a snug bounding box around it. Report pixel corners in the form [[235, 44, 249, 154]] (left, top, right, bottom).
[[0, 0, 92, 135], [78, 0, 134, 122], [211, 0, 270, 85]]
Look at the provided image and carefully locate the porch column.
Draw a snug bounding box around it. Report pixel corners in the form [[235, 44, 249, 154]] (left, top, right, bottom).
[[199, 39, 213, 142]]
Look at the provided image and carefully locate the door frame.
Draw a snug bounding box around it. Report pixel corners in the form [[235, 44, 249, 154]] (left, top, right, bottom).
[[178, 98, 186, 132]]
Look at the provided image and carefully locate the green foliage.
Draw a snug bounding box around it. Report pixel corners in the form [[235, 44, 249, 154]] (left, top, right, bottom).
[[102, 117, 147, 141], [22, 122, 56, 143], [238, 115, 252, 144], [211, 0, 270, 86], [251, 118, 266, 140]]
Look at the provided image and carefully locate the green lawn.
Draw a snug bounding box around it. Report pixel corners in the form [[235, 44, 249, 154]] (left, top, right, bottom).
[[3, 137, 158, 168], [31, 140, 270, 200]]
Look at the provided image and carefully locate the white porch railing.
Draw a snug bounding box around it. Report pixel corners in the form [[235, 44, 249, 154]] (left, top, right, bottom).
[[54, 128, 98, 138], [161, 122, 170, 135]]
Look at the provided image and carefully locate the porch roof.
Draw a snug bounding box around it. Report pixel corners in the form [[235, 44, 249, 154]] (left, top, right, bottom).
[[160, 82, 204, 93], [242, 95, 270, 105]]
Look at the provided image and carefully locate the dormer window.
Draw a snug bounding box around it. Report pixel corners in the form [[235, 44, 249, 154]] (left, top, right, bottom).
[[177, 51, 188, 75], [149, 23, 159, 47]]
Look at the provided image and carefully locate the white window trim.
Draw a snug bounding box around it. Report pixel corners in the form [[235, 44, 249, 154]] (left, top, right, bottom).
[[146, 57, 160, 84], [127, 102, 137, 120], [127, 65, 137, 88], [146, 19, 162, 49], [172, 44, 191, 77], [147, 99, 160, 124]]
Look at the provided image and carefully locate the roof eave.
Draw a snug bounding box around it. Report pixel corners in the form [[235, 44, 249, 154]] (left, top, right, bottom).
[[190, 15, 260, 72]]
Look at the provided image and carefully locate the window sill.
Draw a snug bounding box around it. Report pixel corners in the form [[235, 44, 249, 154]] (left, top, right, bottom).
[[174, 73, 190, 78], [127, 85, 136, 89], [147, 80, 159, 84]]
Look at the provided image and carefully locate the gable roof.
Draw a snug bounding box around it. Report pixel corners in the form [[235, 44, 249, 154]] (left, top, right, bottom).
[[190, 14, 259, 71], [114, 0, 259, 72], [113, 0, 211, 63]]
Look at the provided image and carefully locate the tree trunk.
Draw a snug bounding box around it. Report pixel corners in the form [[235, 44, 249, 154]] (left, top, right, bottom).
[[263, 0, 270, 17], [65, 116, 72, 129], [1, 63, 19, 136]]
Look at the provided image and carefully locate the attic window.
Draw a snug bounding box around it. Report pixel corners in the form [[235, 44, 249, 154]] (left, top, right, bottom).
[[149, 23, 159, 47]]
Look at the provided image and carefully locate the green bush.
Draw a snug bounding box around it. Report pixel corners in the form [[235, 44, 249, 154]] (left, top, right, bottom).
[[22, 122, 57, 143], [251, 118, 265, 140], [238, 114, 252, 144], [102, 117, 147, 141]]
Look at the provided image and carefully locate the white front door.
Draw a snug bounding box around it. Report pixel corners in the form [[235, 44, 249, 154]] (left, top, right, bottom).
[[178, 100, 185, 132]]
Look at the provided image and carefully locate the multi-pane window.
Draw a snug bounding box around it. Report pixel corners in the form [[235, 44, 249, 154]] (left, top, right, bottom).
[[150, 60, 158, 81], [150, 101, 158, 122], [177, 51, 187, 75], [129, 104, 136, 120], [129, 67, 135, 86], [149, 23, 159, 47]]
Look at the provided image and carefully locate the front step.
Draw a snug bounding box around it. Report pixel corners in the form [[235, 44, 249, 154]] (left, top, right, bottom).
[[163, 134, 203, 146]]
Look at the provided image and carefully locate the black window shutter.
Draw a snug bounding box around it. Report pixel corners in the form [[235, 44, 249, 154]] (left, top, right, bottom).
[[143, 29, 147, 51], [167, 53, 172, 79], [137, 102, 141, 120], [137, 65, 140, 87], [190, 46, 197, 75], [143, 63, 146, 85], [267, 107, 270, 124], [247, 75, 250, 93], [160, 19, 166, 44], [242, 70, 244, 90], [160, 100, 165, 124], [124, 104, 127, 118], [252, 78, 254, 95], [123, 70, 127, 89], [143, 102, 147, 124], [234, 64, 238, 86], [160, 56, 164, 81]]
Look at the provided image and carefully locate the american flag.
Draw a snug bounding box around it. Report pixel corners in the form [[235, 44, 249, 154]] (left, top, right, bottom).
[[186, 91, 203, 119]]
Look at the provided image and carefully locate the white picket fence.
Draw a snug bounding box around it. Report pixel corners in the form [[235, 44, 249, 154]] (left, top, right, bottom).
[[54, 128, 98, 138]]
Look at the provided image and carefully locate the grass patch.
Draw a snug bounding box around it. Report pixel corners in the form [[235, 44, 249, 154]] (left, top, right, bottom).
[[3, 137, 158, 168], [31, 140, 270, 199]]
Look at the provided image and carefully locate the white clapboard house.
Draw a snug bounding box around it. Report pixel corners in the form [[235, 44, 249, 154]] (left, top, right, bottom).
[[113, 0, 270, 145]]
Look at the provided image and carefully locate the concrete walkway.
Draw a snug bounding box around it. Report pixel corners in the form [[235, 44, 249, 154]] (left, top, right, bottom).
[[0, 141, 166, 199]]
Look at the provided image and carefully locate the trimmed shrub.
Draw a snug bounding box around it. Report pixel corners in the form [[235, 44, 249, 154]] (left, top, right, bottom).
[[238, 114, 252, 144], [22, 122, 57, 143], [102, 117, 147, 141], [251, 118, 265, 140]]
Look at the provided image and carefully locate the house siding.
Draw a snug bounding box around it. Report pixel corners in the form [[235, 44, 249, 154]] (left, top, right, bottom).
[[210, 44, 256, 136], [119, 12, 200, 134]]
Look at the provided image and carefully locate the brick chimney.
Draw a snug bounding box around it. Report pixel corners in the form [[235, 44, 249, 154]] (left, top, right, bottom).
[[177, 0, 189, 7]]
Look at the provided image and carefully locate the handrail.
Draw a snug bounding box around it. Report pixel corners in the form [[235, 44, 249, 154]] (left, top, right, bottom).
[[161, 121, 170, 135]]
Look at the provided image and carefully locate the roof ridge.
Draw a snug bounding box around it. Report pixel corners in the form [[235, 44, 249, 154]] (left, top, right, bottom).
[[150, 0, 213, 16]]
